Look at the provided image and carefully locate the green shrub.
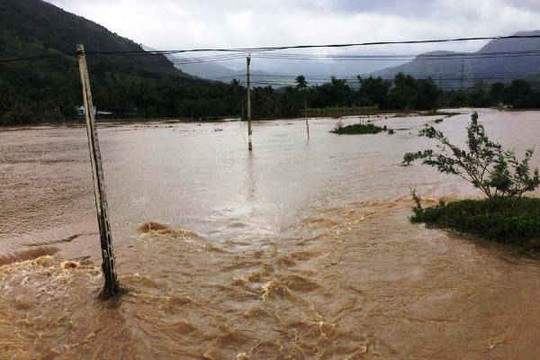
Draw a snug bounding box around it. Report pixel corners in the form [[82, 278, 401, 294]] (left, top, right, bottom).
[[405, 113, 540, 252], [403, 112, 540, 199], [411, 197, 540, 250], [331, 122, 387, 135]]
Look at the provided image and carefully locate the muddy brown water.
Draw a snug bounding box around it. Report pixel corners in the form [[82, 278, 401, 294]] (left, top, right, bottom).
[[1, 109, 540, 359]]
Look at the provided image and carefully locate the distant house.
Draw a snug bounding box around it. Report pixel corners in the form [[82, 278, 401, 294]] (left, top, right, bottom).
[[77, 105, 94, 117], [77, 106, 113, 118]]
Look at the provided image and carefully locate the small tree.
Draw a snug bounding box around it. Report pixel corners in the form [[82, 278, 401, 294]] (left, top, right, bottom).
[[403, 112, 540, 199], [295, 75, 308, 90]]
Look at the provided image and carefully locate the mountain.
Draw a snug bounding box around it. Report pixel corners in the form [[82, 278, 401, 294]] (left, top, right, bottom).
[[373, 31, 540, 89], [177, 30, 540, 87], [0, 0, 185, 76], [140, 46, 234, 81], [0, 0, 239, 125], [169, 55, 238, 81]]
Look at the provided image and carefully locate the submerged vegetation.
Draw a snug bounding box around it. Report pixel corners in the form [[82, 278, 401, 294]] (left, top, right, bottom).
[[411, 196, 540, 252], [331, 121, 389, 135], [404, 112, 540, 199], [404, 112, 540, 250]]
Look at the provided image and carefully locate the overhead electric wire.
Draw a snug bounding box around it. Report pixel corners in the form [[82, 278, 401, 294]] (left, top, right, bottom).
[[169, 53, 246, 64], [253, 50, 540, 62], [220, 70, 540, 81], [4, 33, 540, 64], [81, 34, 540, 56], [0, 54, 59, 63], [170, 49, 540, 67]]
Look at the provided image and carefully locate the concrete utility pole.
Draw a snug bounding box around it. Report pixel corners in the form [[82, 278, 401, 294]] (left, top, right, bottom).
[[76, 44, 119, 298], [246, 55, 253, 152]]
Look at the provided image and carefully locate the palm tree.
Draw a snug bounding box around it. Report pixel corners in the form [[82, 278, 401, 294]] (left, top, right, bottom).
[[295, 75, 308, 90], [295, 75, 310, 138]]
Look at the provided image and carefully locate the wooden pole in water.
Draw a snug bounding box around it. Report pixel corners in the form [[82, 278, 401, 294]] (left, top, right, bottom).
[[76, 44, 119, 298], [246, 55, 253, 152], [304, 98, 310, 140], [460, 59, 465, 91]]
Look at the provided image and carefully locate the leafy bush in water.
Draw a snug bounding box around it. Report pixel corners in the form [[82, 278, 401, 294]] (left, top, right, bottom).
[[403, 112, 540, 199], [406, 113, 540, 249], [410, 197, 540, 250], [331, 119, 388, 135]]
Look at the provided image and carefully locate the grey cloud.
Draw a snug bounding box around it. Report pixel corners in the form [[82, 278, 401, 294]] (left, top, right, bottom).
[[43, 0, 540, 53], [507, 0, 540, 12], [329, 0, 439, 16]]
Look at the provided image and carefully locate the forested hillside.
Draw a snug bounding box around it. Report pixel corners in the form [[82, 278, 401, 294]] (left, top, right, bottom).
[[3, 0, 540, 125], [0, 0, 241, 124]]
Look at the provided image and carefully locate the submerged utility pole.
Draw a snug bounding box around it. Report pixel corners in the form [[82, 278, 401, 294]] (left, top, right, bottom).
[[76, 44, 119, 298], [246, 55, 253, 152], [304, 98, 310, 140], [460, 59, 465, 91]]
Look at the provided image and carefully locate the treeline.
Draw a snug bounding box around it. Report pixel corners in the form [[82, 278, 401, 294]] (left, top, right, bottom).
[[3, 0, 540, 125], [249, 74, 540, 119], [441, 80, 540, 109], [1, 0, 233, 125], [2, 66, 540, 125], [0, 57, 242, 125], [248, 73, 440, 119]]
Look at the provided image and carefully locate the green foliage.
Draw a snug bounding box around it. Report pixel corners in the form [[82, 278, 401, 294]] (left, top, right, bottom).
[[440, 80, 540, 109], [295, 75, 308, 89], [388, 73, 440, 111], [0, 0, 243, 124], [357, 76, 391, 108], [506, 80, 535, 108], [411, 197, 540, 251], [331, 121, 388, 135], [252, 72, 442, 120], [403, 112, 540, 199], [4, 0, 540, 125], [304, 106, 377, 118]]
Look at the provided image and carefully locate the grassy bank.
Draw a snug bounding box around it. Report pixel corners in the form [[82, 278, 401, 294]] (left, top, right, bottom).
[[412, 197, 540, 252]]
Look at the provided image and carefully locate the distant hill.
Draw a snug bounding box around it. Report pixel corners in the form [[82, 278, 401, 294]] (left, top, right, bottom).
[[0, 0, 187, 76], [169, 55, 238, 81], [373, 31, 540, 89], [0, 0, 239, 124]]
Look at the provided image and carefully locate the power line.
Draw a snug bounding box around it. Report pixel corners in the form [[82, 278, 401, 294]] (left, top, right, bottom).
[[170, 49, 540, 72], [84, 34, 540, 56], [0, 54, 59, 64], [170, 49, 540, 66], [218, 69, 540, 79], [252, 49, 540, 62], [4, 33, 540, 63], [169, 54, 247, 65]]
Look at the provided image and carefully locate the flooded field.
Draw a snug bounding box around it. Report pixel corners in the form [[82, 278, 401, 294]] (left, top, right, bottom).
[[1, 109, 540, 359]]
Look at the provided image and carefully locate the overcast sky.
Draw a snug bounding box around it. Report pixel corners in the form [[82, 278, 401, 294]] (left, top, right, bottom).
[[45, 0, 540, 53], [43, 0, 540, 76]]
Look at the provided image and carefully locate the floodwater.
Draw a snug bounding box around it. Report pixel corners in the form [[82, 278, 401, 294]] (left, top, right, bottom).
[[1, 109, 540, 359]]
